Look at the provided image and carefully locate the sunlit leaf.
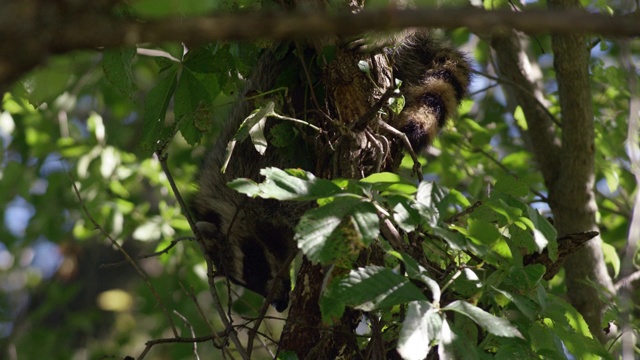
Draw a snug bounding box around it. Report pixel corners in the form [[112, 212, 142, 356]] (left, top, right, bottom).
[[443, 300, 523, 338]]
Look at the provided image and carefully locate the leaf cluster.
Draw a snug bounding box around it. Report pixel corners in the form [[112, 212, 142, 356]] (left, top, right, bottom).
[[229, 167, 608, 359]]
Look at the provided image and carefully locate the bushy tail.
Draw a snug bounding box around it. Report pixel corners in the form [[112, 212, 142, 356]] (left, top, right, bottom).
[[390, 31, 471, 152]]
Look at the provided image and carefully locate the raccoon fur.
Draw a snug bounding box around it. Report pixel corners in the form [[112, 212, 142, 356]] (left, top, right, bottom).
[[387, 30, 471, 152], [191, 31, 471, 312], [191, 50, 303, 312]]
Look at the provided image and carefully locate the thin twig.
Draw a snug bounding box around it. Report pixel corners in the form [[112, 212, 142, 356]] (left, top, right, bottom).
[[155, 151, 249, 360], [469, 145, 548, 201], [138, 335, 223, 359], [69, 173, 179, 337], [471, 69, 561, 128], [444, 201, 483, 224], [100, 236, 195, 268], [173, 310, 200, 360]]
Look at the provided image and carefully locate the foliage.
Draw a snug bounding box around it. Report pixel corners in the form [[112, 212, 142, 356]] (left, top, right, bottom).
[[1, 0, 639, 359]]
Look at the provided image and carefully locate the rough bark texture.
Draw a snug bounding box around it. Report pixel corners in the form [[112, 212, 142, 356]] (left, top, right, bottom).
[[278, 48, 395, 360]]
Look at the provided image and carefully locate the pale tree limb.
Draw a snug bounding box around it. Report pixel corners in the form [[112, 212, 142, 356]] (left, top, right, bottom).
[[618, 39, 640, 359], [490, 33, 562, 189], [548, 0, 615, 343]]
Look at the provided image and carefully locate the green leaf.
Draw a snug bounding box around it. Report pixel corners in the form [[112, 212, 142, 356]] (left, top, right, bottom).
[[541, 294, 612, 360], [102, 47, 136, 99], [443, 300, 523, 338], [513, 106, 528, 130], [527, 207, 557, 261], [462, 118, 492, 147], [414, 181, 441, 226], [323, 266, 427, 312], [506, 265, 545, 291], [601, 242, 620, 277], [432, 226, 481, 253], [359, 172, 417, 194], [396, 253, 441, 302], [139, 66, 178, 155], [467, 219, 501, 245], [228, 167, 342, 201], [184, 47, 217, 73], [492, 287, 539, 320], [295, 197, 378, 263], [277, 351, 300, 360], [23, 61, 73, 105], [174, 68, 213, 145], [494, 174, 528, 198], [397, 301, 442, 360], [392, 197, 422, 232]]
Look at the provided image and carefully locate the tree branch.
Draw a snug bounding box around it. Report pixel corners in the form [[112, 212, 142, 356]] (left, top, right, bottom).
[[490, 33, 562, 189], [1, 4, 639, 92]]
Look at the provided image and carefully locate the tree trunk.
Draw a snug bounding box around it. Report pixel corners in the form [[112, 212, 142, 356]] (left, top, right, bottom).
[[547, 0, 614, 342], [277, 14, 396, 360]]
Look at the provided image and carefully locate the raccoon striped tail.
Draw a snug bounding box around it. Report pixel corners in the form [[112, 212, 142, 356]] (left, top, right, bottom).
[[390, 31, 471, 152]]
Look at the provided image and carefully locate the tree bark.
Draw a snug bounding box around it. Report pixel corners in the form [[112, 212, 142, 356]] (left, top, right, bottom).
[[547, 0, 615, 343]]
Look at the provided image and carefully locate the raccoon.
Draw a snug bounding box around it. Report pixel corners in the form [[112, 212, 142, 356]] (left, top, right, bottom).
[[191, 50, 302, 312], [388, 30, 471, 152], [191, 31, 471, 312]]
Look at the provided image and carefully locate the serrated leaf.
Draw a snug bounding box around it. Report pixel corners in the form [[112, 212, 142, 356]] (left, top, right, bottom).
[[228, 167, 342, 201], [397, 301, 441, 360], [432, 226, 472, 251], [542, 294, 611, 359], [351, 202, 380, 243], [102, 47, 136, 99], [226, 178, 261, 197], [139, 66, 178, 155], [444, 300, 523, 338], [414, 181, 442, 226], [326, 266, 427, 312], [506, 265, 545, 291], [175, 68, 213, 145], [492, 287, 539, 320], [295, 197, 378, 263]]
